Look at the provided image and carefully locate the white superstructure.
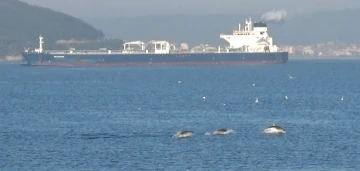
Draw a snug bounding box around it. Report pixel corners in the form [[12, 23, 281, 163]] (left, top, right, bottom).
[[220, 18, 278, 53], [122, 40, 170, 54]]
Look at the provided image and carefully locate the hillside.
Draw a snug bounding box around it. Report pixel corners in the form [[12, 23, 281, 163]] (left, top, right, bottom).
[[85, 9, 360, 46], [0, 0, 106, 57]]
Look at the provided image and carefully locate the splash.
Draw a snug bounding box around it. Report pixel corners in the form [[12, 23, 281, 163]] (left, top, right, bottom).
[[260, 9, 287, 23], [204, 132, 211, 136]]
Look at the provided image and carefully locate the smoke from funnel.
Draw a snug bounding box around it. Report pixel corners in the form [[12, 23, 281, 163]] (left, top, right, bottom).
[[260, 9, 287, 23]]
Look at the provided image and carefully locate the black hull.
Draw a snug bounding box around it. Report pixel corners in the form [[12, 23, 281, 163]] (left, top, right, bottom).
[[22, 52, 288, 67]]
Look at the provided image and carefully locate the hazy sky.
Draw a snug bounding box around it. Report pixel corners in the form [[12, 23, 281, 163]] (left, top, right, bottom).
[[22, 0, 360, 18]]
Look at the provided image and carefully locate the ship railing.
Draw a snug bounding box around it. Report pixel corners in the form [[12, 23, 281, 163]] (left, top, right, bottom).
[[33, 49, 281, 55], [44, 50, 154, 55], [170, 51, 219, 54], [29, 49, 280, 54], [42, 51, 116, 55], [220, 31, 256, 36], [44, 50, 122, 53], [45, 50, 124, 52]]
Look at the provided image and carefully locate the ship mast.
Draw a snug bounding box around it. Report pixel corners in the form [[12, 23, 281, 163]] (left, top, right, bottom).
[[34, 35, 44, 53], [39, 35, 44, 53]]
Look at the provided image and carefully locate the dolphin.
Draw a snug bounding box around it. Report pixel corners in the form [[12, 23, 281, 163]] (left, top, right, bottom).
[[174, 130, 194, 138], [263, 123, 286, 134]]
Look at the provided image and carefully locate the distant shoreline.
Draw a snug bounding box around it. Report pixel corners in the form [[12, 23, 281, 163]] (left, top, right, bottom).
[[289, 56, 360, 60]]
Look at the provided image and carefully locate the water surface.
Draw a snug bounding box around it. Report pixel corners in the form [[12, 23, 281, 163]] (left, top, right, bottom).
[[1, 59, 359, 170]]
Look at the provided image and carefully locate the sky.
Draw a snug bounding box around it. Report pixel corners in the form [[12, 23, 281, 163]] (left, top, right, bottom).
[[22, 0, 360, 18]]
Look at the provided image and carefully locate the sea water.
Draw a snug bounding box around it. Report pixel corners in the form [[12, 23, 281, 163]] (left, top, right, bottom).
[[1, 59, 359, 170]]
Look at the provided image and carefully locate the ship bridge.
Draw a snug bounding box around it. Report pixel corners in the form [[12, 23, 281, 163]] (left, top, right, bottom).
[[220, 18, 278, 52]]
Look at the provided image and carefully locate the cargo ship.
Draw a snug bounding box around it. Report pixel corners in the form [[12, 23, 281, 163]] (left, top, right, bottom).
[[22, 18, 288, 66]]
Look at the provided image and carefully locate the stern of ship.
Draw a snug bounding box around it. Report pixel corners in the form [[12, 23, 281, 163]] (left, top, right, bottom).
[[275, 52, 289, 63], [280, 52, 289, 63]]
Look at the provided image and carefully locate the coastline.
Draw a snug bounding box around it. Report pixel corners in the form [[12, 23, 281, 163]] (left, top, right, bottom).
[[0, 55, 23, 63], [289, 56, 360, 60]]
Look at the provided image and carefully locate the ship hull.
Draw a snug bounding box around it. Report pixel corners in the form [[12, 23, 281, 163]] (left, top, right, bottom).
[[22, 52, 288, 66]]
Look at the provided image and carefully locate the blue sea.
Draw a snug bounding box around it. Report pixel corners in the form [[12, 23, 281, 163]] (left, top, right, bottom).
[[1, 59, 359, 170]]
